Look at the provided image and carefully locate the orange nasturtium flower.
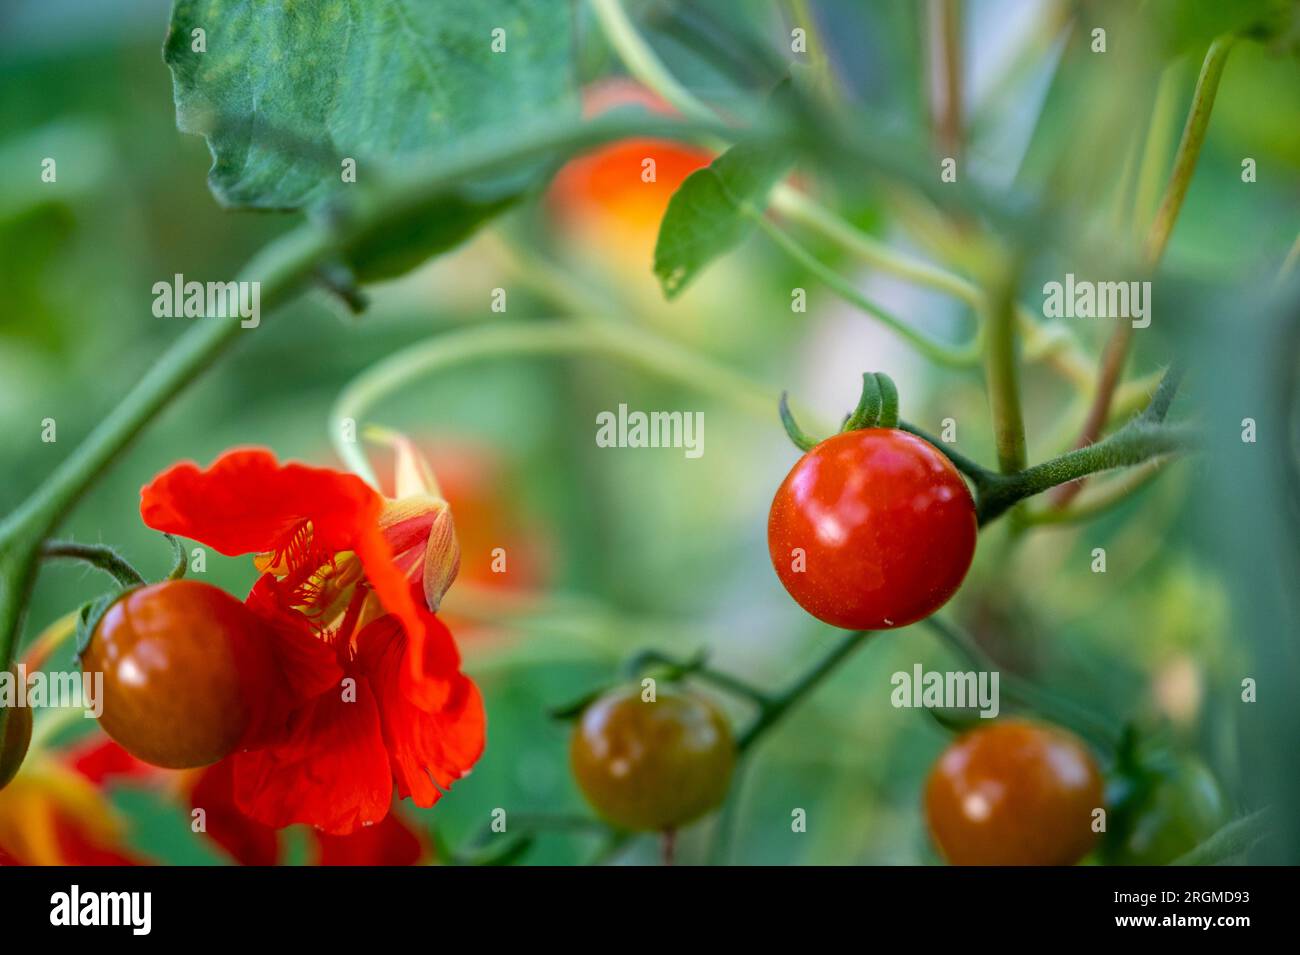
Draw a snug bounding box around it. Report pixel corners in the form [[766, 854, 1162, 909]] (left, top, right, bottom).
[[547, 80, 713, 251], [138, 447, 485, 835]]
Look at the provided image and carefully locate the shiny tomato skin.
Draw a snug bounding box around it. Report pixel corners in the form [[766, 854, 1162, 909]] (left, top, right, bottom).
[[0, 669, 33, 790], [768, 428, 977, 630], [925, 719, 1104, 866], [81, 580, 274, 770], [571, 687, 735, 832]]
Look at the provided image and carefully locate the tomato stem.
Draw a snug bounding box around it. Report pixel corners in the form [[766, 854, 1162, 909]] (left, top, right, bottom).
[[163, 534, 188, 581], [874, 373, 900, 429], [843, 374, 882, 431], [39, 541, 146, 589]]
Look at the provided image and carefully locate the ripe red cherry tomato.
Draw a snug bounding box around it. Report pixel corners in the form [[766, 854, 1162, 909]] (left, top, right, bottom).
[[81, 580, 274, 770], [0, 669, 33, 790], [768, 428, 977, 630], [925, 719, 1104, 866], [571, 686, 735, 832]]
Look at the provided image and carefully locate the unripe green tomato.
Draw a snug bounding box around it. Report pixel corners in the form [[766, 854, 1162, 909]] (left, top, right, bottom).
[[1106, 757, 1228, 865], [0, 668, 34, 790], [570, 686, 735, 832]]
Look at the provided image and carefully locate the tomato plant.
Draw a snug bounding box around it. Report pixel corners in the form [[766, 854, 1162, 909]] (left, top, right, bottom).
[[925, 719, 1104, 866], [0, 0, 1290, 872], [571, 686, 735, 832], [80, 581, 275, 770]]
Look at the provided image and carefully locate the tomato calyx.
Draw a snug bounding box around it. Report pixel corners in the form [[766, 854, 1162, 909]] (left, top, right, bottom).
[[779, 371, 902, 453], [1099, 724, 1230, 865]]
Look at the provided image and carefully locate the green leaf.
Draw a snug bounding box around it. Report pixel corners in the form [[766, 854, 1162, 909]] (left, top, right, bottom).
[[653, 139, 791, 298], [164, 0, 578, 277]]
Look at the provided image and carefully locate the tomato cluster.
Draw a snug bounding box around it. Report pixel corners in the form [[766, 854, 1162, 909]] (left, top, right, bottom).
[[571, 686, 735, 832], [81, 580, 274, 770]]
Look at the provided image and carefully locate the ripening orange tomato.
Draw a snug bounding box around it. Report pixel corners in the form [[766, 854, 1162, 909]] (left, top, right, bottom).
[[925, 719, 1104, 866], [81, 581, 275, 770], [547, 81, 713, 252], [571, 686, 735, 831]]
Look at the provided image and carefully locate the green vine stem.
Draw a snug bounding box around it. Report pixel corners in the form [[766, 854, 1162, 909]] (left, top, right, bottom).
[[982, 260, 1028, 473], [903, 362, 1190, 524], [1142, 37, 1235, 267], [1131, 60, 1185, 246], [39, 541, 146, 589], [589, 0, 718, 127], [623, 649, 773, 709], [736, 630, 868, 750], [1022, 457, 1171, 526], [711, 629, 870, 866]]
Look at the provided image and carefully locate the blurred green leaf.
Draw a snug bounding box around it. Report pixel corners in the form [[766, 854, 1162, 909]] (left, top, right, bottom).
[[653, 140, 790, 298], [163, 0, 578, 278]]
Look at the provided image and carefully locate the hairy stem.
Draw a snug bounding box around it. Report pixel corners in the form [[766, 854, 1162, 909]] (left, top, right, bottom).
[[40, 541, 147, 589]]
